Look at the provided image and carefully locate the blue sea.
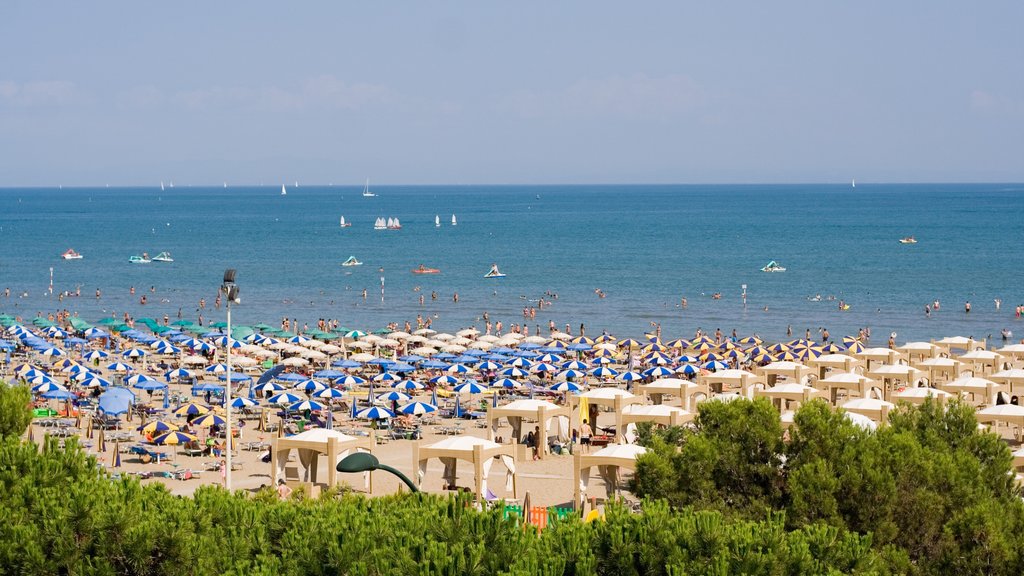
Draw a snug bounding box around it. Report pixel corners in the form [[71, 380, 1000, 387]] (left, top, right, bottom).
[[1, 183, 1022, 343]]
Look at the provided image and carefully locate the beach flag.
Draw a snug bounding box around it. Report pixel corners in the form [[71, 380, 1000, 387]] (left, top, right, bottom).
[[112, 441, 120, 467], [98, 428, 106, 452], [350, 397, 359, 419], [454, 394, 462, 418], [163, 390, 170, 409], [492, 391, 499, 408], [580, 396, 590, 424], [430, 388, 438, 407]]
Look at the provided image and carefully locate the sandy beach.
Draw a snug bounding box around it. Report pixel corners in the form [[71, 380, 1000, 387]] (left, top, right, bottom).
[[9, 319, 1024, 511]]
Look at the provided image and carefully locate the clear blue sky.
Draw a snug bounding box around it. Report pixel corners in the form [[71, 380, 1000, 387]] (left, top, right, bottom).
[[1, 2, 1021, 185]]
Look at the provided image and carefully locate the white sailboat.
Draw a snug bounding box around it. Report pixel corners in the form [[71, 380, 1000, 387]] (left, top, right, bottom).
[[851, 179, 856, 188], [374, 217, 387, 230], [435, 215, 441, 227], [362, 179, 376, 197], [281, 185, 287, 196], [160, 181, 165, 191], [340, 215, 351, 228], [451, 214, 457, 226]]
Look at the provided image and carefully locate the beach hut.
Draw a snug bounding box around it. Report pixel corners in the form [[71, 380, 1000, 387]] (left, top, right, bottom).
[[933, 336, 985, 355], [567, 388, 645, 444], [815, 372, 873, 405], [754, 383, 823, 411], [698, 368, 761, 397], [913, 357, 961, 386], [486, 399, 571, 459], [958, 350, 1003, 376], [897, 341, 940, 363], [940, 376, 1001, 406], [841, 398, 895, 424], [618, 404, 693, 441], [868, 364, 924, 401], [573, 443, 646, 509], [270, 428, 375, 492], [990, 368, 1024, 396], [893, 386, 951, 406], [976, 405, 1024, 437], [806, 353, 861, 381], [855, 347, 903, 371], [413, 436, 517, 502], [756, 361, 812, 387], [635, 378, 708, 410]]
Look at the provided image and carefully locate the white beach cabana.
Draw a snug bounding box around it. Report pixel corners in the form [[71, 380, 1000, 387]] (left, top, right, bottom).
[[990, 368, 1024, 396], [868, 364, 923, 401], [618, 404, 693, 442], [573, 443, 646, 509], [635, 378, 708, 410], [807, 353, 861, 380], [855, 347, 903, 371], [756, 361, 811, 387], [754, 383, 823, 411], [940, 376, 1001, 406], [486, 399, 571, 459], [976, 404, 1024, 437], [933, 336, 985, 355], [913, 357, 961, 386], [270, 428, 375, 490], [568, 388, 645, 443], [413, 436, 517, 502], [841, 398, 895, 423], [815, 372, 874, 404], [893, 386, 952, 406], [699, 368, 761, 396]]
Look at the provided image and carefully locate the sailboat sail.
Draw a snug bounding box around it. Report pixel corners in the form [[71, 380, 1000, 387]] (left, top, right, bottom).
[[435, 215, 440, 227], [281, 185, 287, 196], [451, 214, 457, 226]]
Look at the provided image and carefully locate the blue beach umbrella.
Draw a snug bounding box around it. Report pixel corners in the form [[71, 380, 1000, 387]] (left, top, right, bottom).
[[82, 350, 109, 361], [445, 363, 473, 374], [336, 375, 367, 387], [507, 357, 534, 368], [106, 361, 133, 372], [26, 374, 56, 386], [642, 366, 675, 378], [253, 381, 285, 394], [42, 388, 76, 400], [550, 381, 582, 392], [557, 369, 585, 380], [616, 371, 644, 382], [499, 366, 530, 378], [392, 379, 424, 391], [79, 375, 112, 388], [356, 406, 394, 420], [121, 348, 148, 358], [430, 374, 459, 386], [152, 341, 181, 355], [230, 396, 258, 409], [491, 378, 522, 389], [561, 360, 588, 370], [589, 366, 619, 378], [267, 392, 303, 405], [293, 379, 327, 393], [39, 347, 67, 358], [377, 391, 411, 403], [205, 363, 228, 374], [476, 360, 502, 371], [676, 364, 699, 376], [289, 399, 326, 412], [532, 362, 559, 373], [537, 353, 563, 363], [373, 371, 402, 383], [313, 387, 345, 400], [398, 401, 437, 415], [31, 381, 65, 394], [703, 360, 729, 371], [164, 368, 194, 380], [454, 380, 487, 394]]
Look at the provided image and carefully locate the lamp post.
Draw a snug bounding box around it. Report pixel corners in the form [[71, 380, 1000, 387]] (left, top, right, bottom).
[[337, 452, 417, 493], [221, 269, 240, 490]]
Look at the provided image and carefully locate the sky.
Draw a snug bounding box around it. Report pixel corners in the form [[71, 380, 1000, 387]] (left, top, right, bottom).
[[1, 1, 1022, 186]]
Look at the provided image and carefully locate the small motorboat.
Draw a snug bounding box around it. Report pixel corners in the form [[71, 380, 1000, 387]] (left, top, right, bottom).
[[484, 264, 505, 278], [412, 265, 441, 274], [761, 260, 786, 273], [152, 251, 174, 263], [61, 248, 83, 260], [341, 256, 363, 267], [129, 254, 151, 264], [899, 236, 917, 244]]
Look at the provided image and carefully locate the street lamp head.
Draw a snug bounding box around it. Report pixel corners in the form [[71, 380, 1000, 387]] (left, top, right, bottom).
[[223, 269, 236, 284], [337, 451, 380, 473], [222, 269, 240, 303]]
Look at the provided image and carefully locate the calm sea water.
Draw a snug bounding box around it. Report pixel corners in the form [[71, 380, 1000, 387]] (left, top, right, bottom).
[[1, 183, 1022, 343]]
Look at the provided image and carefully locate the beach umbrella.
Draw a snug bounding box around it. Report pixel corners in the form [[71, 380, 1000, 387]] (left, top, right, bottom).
[[430, 374, 460, 386], [153, 341, 181, 355], [287, 335, 312, 344], [445, 363, 473, 374], [125, 373, 161, 386], [398, 401, 437, 415], [550, 381, 582, 392], [491, 378, 522, 389], [591, 356, 615, 365], [39, 347, 67, 358], [192, 413, 227, 427], [313, 387, 345, 400], [26, 374, 57, 387], [498, 366, 529, 378], [252, 381, 285, 394], [642, 366, 675, 378], [122, 348, 148, 358], [589, 366, 619, 378], [377, 391, 411, 403], [205, 363, 229, 373], [79, 375, 112, 388], [557, 369, 586, 380], [152, 430, 197, 445], [561, 360, 588, 370], [289, 399, 326, 412], [372, 371, 402, 383], [172, 403, 211, 417], [335, 375, 367, 387], [83, 327, 109, 339], [293, 379, 327, 393], [703, 360, 729, 371], [42, 389, 76, 400], [454, 380, 487, 394], [537, 353, 564, 363], [137, 420, 179, 435], [164, 368, 194, 380], [392, 379, 425, 390], [344, 330, 367, 339], [350, 397, 359, 418], [507, 357, 534, 368], [82, 350, 109, 361], [356, 406, 394, 420], [617, 371, 644, 382], [313, 369, 346, 379], [532, 362, 559, 373], [230, 396, 258, 409], [675, 364, 699, 376], [106, 361, 133, 372], [476, 360, 502, 371], [268, 392, 303, 405], [31, 381, 65, 394]]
